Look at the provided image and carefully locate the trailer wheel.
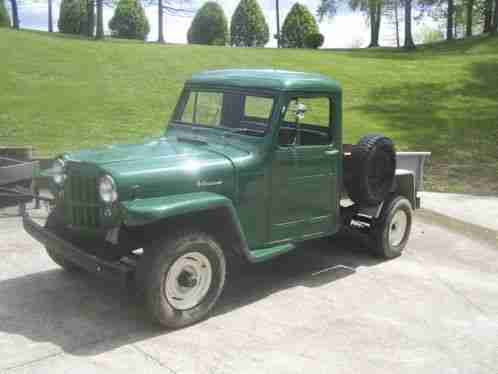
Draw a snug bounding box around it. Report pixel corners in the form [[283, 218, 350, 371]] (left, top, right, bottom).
[[370, 196, 412, 259], [44, 211, 81, 272], [136, 230, 226, 329], [346, 134, 396, 206]]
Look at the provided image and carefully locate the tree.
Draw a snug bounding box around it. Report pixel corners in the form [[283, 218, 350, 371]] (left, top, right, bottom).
[[276, 0, 281, 46], [48, 0, 53, 31], [465, 0, 474, 36], [230, 0, 269, 47], [84, 0, 95, 37], [318, 0, 382, 48], [281, 3, 319, 48], [95, 0, 103, 38], [58, 0, 89, 34], [9, 0, 19, 28], [447, 0, 454, 39], [187, 2, 228, 45], [494, 0, 498, 32], [109, 0, 150, 39], [384, 0, 403, 47], [0, 0, 10, 27], [404, 0, 416, 48], [483, 0, 493, 31]]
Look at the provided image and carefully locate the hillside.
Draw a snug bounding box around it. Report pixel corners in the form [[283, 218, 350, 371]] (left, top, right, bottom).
[[1, 30, 497, 193]]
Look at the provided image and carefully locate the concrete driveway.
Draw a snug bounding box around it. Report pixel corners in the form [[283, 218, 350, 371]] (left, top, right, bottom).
[[0, 207, 497, 374]]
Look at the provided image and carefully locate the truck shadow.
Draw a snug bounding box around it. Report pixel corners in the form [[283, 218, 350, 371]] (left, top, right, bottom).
[[0, 232, 383, 359]]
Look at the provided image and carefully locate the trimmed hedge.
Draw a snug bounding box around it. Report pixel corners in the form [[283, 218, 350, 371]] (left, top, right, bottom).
[[281, 3, 320, 48], [305, 32, 324, 49], [0, 0, 10, 28], [58, 0, 90, 35], [109, 0, 150, 40], [187, 2, 229, 45], [230, 0, 269, 47]]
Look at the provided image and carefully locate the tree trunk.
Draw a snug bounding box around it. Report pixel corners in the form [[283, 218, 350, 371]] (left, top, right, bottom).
[[484, 0, 492, 32], [276, 0, 281, 47], [465, 0, 473, 37], [158, 0, 165, 43], [87, 0, 95, 37], [368, 4, 381, 47], [494, 0, 498, 33], [447, 0, 454, 40], [404, 0, 415, 48], [9, 0, 19, 29], [95, 0, 103, 39], [48, 0, 53, 32], [394, 0, 400, 48]]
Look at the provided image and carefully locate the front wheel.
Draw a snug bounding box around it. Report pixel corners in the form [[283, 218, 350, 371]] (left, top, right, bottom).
[[370, 196, 412, 259], [136, 230, 226, 329]]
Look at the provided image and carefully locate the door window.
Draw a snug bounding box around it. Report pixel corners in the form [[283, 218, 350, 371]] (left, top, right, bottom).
[[279, 97, 332, 146]]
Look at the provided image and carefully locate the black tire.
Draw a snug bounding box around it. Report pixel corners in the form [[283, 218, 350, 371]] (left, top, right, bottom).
[[136, 230, 226, 329], [44, 210, 81, 272], [370, 196, 412, 259], [346, 134, 396, 206]]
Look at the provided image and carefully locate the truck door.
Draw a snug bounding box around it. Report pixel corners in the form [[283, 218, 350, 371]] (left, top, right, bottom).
[[270, 96, 340, 243]]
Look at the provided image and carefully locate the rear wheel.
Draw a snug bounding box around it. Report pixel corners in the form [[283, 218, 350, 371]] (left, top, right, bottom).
[[136, 230, 226, 329], [370, 196, 412, 259]]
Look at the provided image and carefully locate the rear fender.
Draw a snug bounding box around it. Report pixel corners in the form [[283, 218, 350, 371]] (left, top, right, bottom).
[[353, 170, 417, 220]]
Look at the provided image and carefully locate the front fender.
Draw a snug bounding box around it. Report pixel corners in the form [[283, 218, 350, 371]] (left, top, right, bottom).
[[121, 192, 238, 227]]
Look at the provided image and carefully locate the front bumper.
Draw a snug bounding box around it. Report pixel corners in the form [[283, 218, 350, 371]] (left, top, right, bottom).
[[22, 213, 134, 286]]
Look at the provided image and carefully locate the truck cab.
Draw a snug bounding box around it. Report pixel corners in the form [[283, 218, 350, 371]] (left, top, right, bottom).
[[24, 70, 422, 328]]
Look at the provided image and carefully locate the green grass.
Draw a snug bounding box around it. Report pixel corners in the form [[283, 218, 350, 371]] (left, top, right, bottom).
[[1, 29, 497, 193]]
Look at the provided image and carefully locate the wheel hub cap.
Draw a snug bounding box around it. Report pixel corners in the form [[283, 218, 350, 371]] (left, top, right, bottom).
[[164, 252, 212, 310], [388, 210, 408, 247]]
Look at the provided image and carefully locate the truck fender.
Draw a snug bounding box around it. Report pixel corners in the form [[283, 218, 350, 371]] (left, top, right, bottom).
[[121, 192, 254, 262], [353, 170, 417, 219]]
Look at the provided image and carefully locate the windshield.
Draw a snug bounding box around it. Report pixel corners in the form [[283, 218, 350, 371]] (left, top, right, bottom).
[[175, 90, 275, 137]]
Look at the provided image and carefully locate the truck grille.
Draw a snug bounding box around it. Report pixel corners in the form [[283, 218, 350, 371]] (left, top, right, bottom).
[[63, 165, 101, 228]]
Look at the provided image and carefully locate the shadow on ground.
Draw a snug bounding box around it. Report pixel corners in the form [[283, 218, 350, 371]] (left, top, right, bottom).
[[0, 233, 383, 357]]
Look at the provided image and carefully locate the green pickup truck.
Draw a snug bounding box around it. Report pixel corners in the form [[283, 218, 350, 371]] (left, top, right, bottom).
[[24, 70, 428, 328]]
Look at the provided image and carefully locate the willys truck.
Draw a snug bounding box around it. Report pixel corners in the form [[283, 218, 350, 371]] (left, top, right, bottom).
[[23, 70, 430, 328]]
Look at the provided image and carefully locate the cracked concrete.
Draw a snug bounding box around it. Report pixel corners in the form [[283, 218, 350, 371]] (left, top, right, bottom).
[[0, 205, 497, 373]]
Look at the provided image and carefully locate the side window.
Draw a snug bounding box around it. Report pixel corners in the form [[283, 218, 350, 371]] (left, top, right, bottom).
[[244, 96, 274, 123], [279, 97, 332, 146], [181, 91, 223, 127]]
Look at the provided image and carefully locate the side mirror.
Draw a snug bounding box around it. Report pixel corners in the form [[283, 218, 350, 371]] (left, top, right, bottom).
[[295, 103, 306, 121]]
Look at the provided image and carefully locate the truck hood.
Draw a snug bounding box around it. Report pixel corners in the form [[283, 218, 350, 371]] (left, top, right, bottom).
[[64, 136, 251, 200]]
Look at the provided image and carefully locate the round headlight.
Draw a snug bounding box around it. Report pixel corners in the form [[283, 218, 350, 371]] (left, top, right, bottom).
[[52, 159, 65, 185], [99, 175, 118, 203]]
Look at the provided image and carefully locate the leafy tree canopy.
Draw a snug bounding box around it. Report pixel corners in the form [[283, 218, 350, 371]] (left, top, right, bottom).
[[109, 0, 150, 40], [281, 3, 320, 48], [187, 1, 229, 45], [230, 0, 269, 47]]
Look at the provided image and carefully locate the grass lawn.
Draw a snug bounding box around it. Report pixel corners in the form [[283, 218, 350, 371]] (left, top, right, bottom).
[[1, 29, 497, 193]]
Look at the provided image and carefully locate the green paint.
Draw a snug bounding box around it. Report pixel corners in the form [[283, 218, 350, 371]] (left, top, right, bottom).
[[40, 69, 344, 263]]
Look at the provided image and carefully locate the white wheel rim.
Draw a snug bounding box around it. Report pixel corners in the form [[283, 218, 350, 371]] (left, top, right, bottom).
[[388, 210, 408, 247], [164, 252, 213, 311]]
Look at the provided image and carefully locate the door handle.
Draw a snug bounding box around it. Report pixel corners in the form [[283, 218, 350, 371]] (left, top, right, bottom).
[[324, 150, 339, 156]]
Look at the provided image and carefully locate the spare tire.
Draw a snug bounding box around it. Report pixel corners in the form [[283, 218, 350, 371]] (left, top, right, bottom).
[[345, 134, 396, 206]]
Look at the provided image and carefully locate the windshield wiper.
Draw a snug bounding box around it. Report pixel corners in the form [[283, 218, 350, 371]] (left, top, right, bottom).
[[220, 126, 265, 137]]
